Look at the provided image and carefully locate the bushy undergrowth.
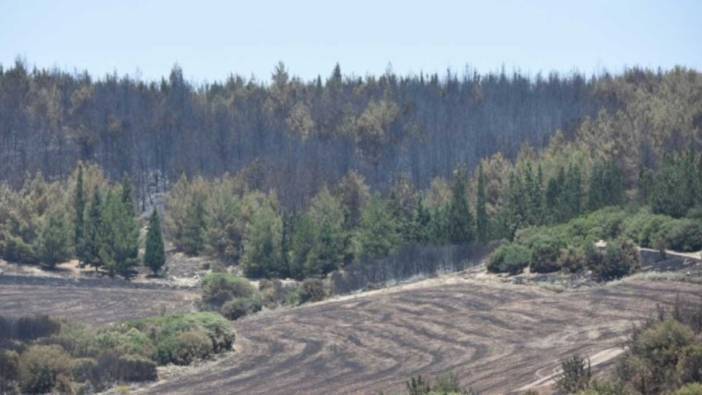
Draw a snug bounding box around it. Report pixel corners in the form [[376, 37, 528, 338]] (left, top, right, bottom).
[[0, 312, 234, 394], [566, 297, 702, 394], [487, 244, 531, 274], [489, 206, 702, 279]]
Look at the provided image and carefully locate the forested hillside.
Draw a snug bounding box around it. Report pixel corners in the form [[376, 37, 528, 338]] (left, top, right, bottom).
[[0, 60, 610, 208]]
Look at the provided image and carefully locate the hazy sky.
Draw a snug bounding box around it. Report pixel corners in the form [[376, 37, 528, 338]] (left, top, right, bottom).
[[1, 0, 700, 83]]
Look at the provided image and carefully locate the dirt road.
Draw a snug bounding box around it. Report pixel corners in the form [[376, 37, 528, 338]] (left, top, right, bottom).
[[139, 277, 700, 395]]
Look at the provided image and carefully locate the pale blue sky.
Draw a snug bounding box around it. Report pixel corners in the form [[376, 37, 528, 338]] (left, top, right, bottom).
[[1, 0, 700, 83]]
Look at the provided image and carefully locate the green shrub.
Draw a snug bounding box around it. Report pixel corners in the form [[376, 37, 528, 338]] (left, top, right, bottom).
[[673, 383, 702, 395], [18, 345, 73, 394], [221, 297, 263, 321], [70, 357, 97, 383], [0, 350, 19, 390], [528, 235, 565, 273], [96, 353, 157, 382], [623, 210, 673, 248], [15, 315, 61, 341], [619, 320, 695, 393], [90, 327, 156, 360], [589, 239, 640, 281], [201, 272, 256, 307], [656, 219, 702, 252], [298, 279, 326, 304], [559, 246, 586, 273], [556, 354, 591, 393], [114, 354, 157, 382], [676, 344, 702, 384], [486, 244, 531, 274], [128, 312, 234, 362], [156, 330, 214, 365]]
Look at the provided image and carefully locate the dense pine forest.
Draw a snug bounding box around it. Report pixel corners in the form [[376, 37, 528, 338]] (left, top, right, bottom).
[[0, 59, 613, 208], [1, 62, 700, 282]]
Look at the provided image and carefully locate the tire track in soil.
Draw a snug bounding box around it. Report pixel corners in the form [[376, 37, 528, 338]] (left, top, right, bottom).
[[140, 279, 700, 395]]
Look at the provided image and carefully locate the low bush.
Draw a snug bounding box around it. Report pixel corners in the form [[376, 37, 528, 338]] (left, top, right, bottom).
[[528, 235, 565, 273], [201, 272, 257, 307], [298, 279, 326, 304], [676, 344, 702, 384], [156, 330, 214, 365], [589, 239, 640, 281], [89, 327, 156, 360], [18, 345, 73, 394], [128, 312, 234, 362], [96, 353, 157, 382], [656, 219, 702, 252], [70, 357, 97, 383], [0, 350, 19, 392], [556, 354, 591, 393], [558, 246, 586, 273], [674, 383, 702, 395], [221, 297, 262, 321], [486, 244, 531, 274]]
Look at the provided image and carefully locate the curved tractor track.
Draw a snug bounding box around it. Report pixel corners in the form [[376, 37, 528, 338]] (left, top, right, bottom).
[[141, 278, 700, 395]]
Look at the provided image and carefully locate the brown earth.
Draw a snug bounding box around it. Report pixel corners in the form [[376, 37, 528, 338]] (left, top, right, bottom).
[[0, 276, 198, 325], [138, 277, 700, 395], [1, 269, 700, 394]]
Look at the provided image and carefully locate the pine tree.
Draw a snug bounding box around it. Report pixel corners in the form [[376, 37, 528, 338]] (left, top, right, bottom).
[[408, 197, 431, 243], [98, 191, 139, 278], [74, 164, 85, 262], [447, 169, 474, 244], [353, 196, 401, 259], [144, 210, 166, 275], [181, 198, 206, 255], [82, 188, 103, 267], [242, 202, 283, 278], [545, 168, 563, 223], [304, 187, 346, 276], [121, 176, 135, 215], [37, 211, 71, 269], [476, 164, 489, 242]]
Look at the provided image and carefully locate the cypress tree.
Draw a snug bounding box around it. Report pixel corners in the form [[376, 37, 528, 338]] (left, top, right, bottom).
[[476, 164, 489, 242], [144, 209, 166, 275], [82, 188, 103, 268], [181, 198, 206, 255], [121, 176, 135, 215], [98, 191, 139, 278], [74, 164, 85, 263], [447, 169, 474, 244], [37, 211, 72, 269]]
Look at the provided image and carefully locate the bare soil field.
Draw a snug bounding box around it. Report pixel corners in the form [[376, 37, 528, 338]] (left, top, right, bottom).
[[0, 275, 198, 325], [139, 277, 700, 395]]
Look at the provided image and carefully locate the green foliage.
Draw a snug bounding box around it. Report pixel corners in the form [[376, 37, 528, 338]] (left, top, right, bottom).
[[18, 345, 73, 394], [201, 272, 257, 308], [36, 210, 71, 268], [297, 278, 326, 304], [556, 354, 592, 393], [476, 165, 489, 242], [97, 190, 140, 278], [673, 383, 702, 395], [527, 235, 566, 273], [651, 152, 700, 218], [144, 210, 166, 275], [656, 219, 702, 252], [353, 196, 401, 260], [241, 196, 284, 278], [447, 169, 474, 244], [0, 350, 19, 391], [587, 161, 625, 211], [220, 297, 263, 320], [74, 164, 86, 262], [127, 312, 235, 363], [107, 354, 157, 382], [303, 187, 346, 277], [487, 244, 531, 274]]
